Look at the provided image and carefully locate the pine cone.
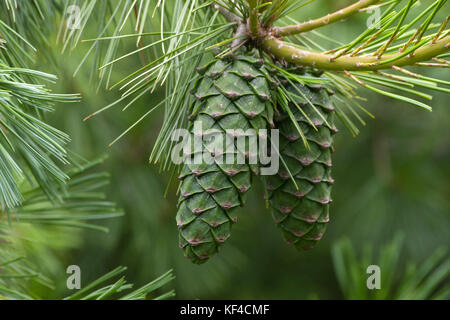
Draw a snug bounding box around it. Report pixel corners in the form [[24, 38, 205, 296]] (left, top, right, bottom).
[[177, 53, 273, 264], [265, 76, 337, 251]]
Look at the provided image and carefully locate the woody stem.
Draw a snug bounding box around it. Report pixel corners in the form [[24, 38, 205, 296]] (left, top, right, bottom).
[[262, 35, 450, 71]]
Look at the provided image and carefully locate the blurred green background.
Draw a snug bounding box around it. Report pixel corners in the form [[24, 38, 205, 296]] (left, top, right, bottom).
[[28, 1, 449, 299]]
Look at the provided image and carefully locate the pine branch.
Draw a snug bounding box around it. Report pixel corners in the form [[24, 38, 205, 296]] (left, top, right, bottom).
[[64, 267, 175, 300], [273, 0, 383, 37], [0, 60, 80, 210], [24, 0, 448, 157], [262, 35, 449, 71], [0, 158, 124, 299]]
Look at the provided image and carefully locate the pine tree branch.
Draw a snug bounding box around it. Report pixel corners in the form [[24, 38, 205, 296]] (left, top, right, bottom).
[[262, 35, 450, 71], [273, 0, 382, 37]]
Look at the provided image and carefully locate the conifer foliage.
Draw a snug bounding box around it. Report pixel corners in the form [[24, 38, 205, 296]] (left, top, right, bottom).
[[0, 0, 449, 283]]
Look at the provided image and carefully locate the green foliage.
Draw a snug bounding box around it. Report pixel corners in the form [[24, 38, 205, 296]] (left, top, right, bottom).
[[0, 64, 79, 209], [0, 1, 176, 301], [40, 0, 448, 160], [0, 0, 448, 299], [64, 267, 175, 300], [0, 158, 120, 298], [0, 255, 53, 300], [0, 8, 79, 210], [332, 235, 450, 299], [0, 157, 175, 300]]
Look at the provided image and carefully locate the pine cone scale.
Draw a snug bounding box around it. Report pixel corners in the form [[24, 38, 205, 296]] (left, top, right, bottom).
[[177, 53, 273, 264], [266, 78, 336, 251]]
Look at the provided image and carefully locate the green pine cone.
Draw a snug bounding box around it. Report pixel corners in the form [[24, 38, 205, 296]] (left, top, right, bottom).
[[177, 53, 273, 264], [265, 75, 337, 251]]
